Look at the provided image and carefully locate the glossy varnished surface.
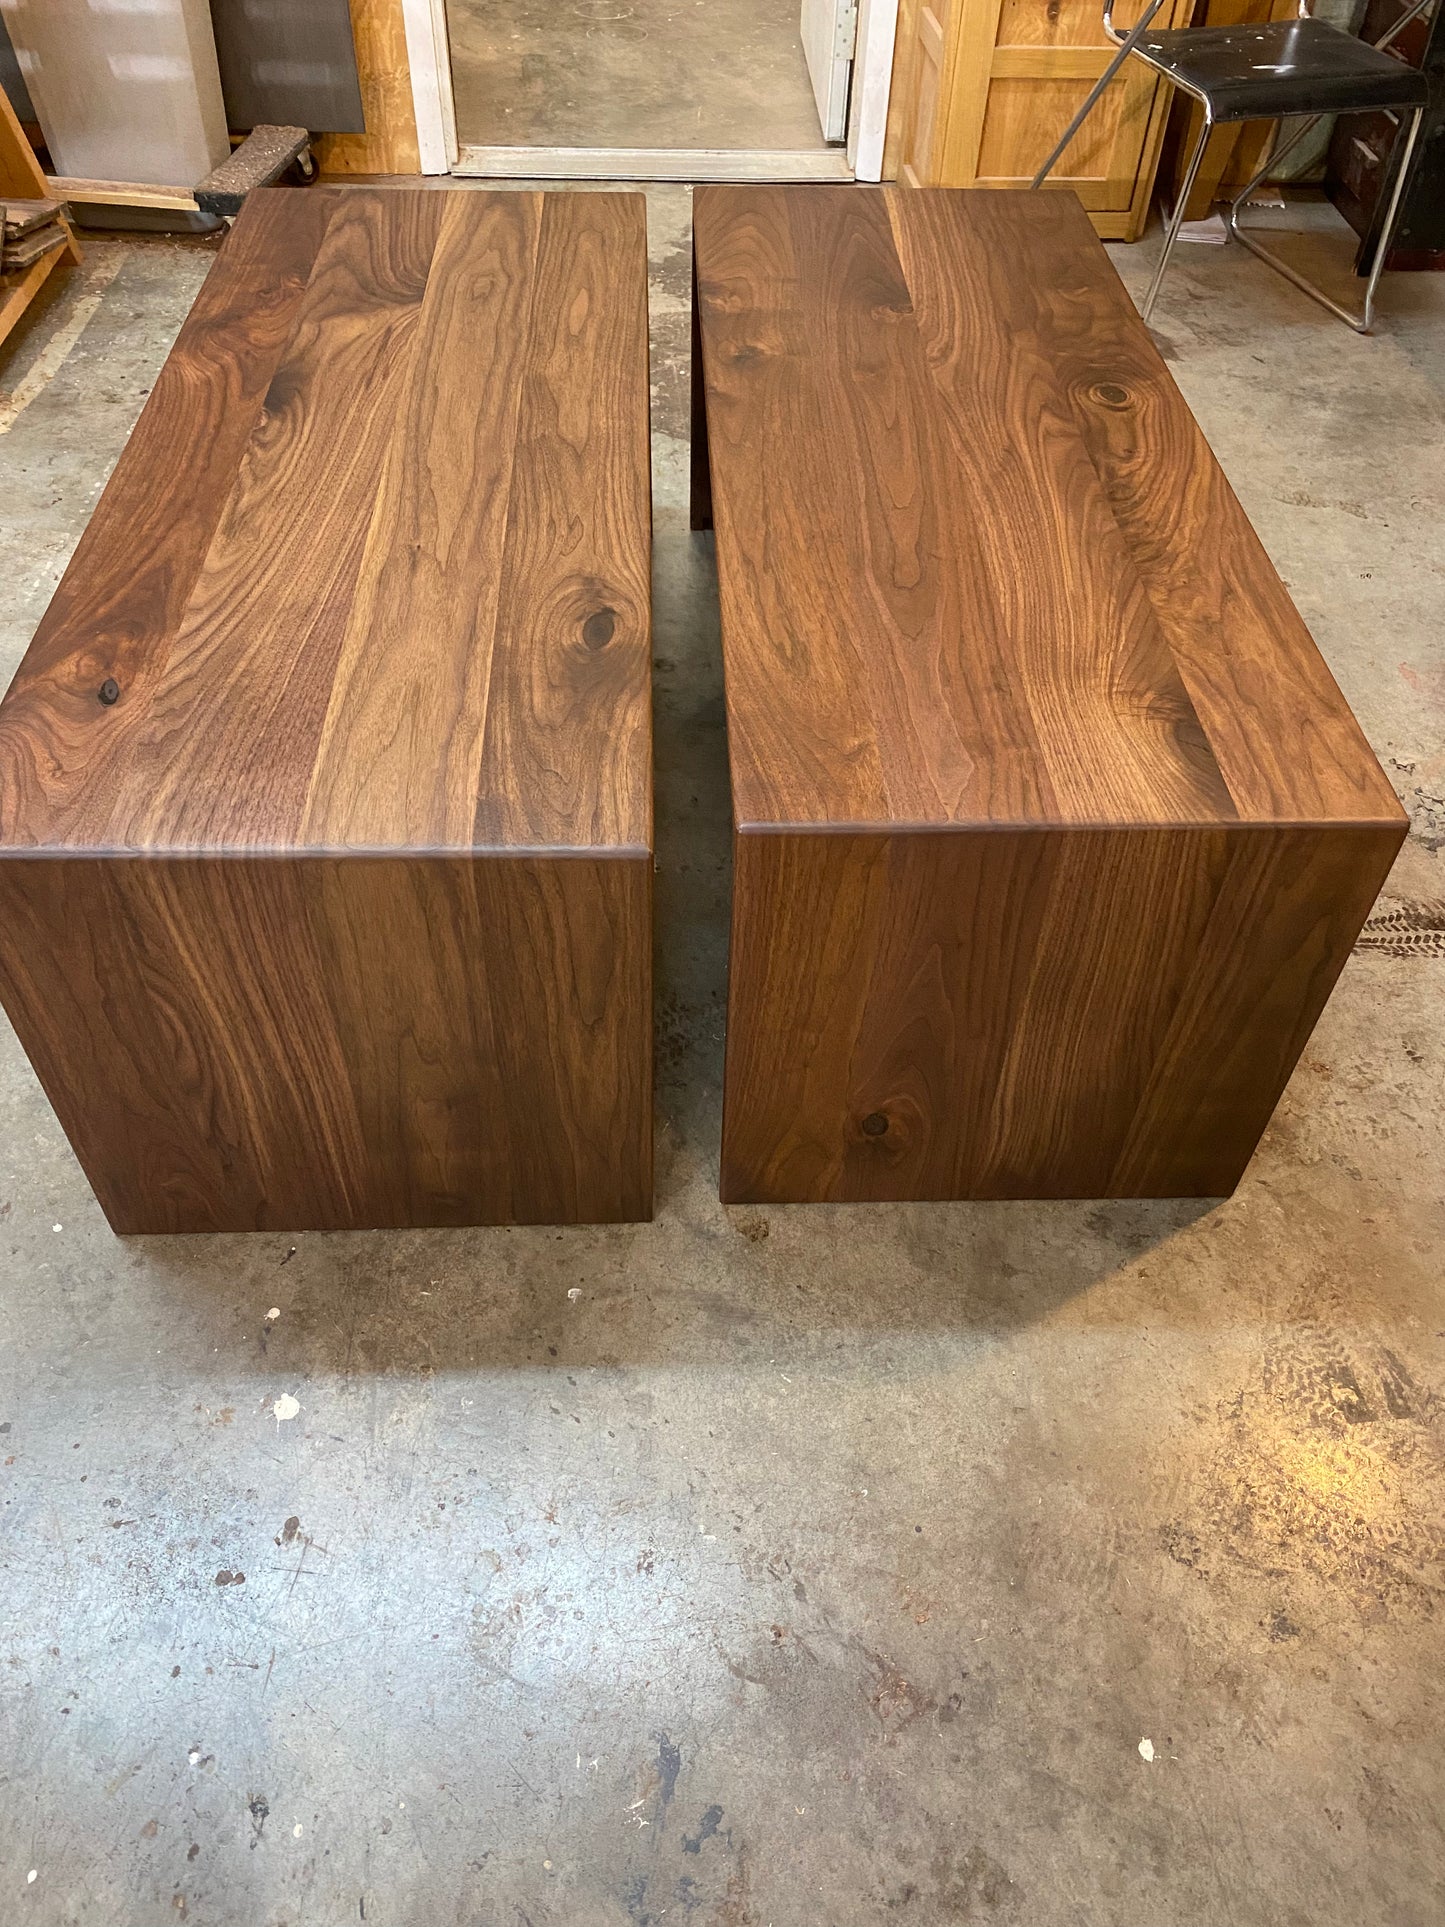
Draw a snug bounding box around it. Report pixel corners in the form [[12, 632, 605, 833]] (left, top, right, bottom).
[[0, 188, 653, 1230], [721, 821, 1400, 1200], [696, 186, 1405, 1202], [694, 185, 1402, 833], [0, 188, 653, 856]]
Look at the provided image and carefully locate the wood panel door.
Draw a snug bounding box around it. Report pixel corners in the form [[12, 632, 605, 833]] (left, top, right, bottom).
[[890, 0, 1191, 238]]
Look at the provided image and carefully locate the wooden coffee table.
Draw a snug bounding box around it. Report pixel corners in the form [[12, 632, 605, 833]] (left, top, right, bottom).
[[693, 184, 1405, 1203], [0, 187, 654, 1232]]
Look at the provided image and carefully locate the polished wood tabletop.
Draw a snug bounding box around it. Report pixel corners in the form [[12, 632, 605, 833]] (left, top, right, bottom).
[[0, 186, 652, 857], [694, 185, 1404, 1204], [695, 184, 1400, 836]]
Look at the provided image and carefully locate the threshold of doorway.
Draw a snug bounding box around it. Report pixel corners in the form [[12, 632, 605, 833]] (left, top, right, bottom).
[[452, 146, 854, 183]]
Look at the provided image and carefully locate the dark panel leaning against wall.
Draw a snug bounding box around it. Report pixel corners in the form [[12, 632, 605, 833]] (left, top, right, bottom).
[[209, 0, 366, 133], [1328, 0, 1445, 269], [0, 14, 36, 124]]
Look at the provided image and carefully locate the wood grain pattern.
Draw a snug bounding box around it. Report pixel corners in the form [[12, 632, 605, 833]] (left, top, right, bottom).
[[0, 187, 653, 1231], [695, 186, 1405, 1203], [0, 854, 650, 1231], [0, 188, 337, 848], [471, 194, 653, 852], [721, 824, 1400, 1201]]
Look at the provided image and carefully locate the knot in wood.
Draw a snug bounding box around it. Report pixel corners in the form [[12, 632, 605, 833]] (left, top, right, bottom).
[[582, 606, 617, 650]]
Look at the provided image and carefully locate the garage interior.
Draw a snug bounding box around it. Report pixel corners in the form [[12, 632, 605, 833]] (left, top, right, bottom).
[[0, 1, 1442, 1922]]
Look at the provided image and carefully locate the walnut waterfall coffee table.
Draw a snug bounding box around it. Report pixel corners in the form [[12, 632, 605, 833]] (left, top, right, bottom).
[[692, 184, 1404, 1204]]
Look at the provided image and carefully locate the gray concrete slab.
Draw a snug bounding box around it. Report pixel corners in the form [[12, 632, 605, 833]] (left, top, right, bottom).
[[446, 0, 829, 152], [0, 188, 1442, 1927]]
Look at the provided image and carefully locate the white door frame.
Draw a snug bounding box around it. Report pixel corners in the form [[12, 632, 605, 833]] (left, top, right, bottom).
[[848, 0, 899, 182], [401, 0, 458, 173], [399, 0, 895, 183]]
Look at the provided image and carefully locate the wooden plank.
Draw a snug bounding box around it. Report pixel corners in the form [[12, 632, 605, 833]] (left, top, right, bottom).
[[0, 247, 68, 348], [883, 188, 1236, 825], [881, 0, 921, 177], [696, 185, 1405, 1202], [302, 190, 545, 850], [980, 189, 1401, 823], [3, 200, 65, 236], [46, 175, 198, 212], [3, 224, 68, 273], [103, 191, 444, 850], [0, 188, 336, 847], [472, 193, 652, 852], [451, 147, 854, 182], [693, 191, 894, 827]]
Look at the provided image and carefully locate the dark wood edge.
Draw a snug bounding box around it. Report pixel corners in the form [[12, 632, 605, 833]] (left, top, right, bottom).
[[690, 234, 713, 534]]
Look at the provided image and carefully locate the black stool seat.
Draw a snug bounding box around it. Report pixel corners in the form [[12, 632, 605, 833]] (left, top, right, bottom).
[[1136, 16, 1429, 120]]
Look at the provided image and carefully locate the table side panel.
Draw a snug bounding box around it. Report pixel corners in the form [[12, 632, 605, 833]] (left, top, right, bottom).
[[721, 821, 1401, 1202], [0, 853, 652, 1231], [1106, 821, 1403, 1193]]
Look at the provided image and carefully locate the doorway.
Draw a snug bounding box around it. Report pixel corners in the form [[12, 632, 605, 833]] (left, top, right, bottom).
[[436, 0, 898, 181]]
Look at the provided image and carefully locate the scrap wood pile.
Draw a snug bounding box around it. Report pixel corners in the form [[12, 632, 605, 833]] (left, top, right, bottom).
[[3, 199, 68, 275]]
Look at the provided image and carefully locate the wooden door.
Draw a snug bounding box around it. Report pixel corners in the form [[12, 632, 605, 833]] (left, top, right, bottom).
[[889, 0, 1191, 238]]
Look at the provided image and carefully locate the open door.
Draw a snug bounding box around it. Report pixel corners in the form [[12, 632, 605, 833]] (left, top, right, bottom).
[[801, 0, 856, 142]]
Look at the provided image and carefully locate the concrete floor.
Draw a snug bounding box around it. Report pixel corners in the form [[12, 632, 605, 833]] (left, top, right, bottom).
[[446, 0, 827, 151], [1, 189, 1443, 1926]]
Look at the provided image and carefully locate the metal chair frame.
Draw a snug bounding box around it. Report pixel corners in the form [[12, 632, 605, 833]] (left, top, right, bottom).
[[1031, 0, 1434, 332]]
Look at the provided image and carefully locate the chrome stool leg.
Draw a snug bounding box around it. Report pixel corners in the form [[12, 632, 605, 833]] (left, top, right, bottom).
[[1227, 106, 1425, 334], [1139, 106, 1213, 324]]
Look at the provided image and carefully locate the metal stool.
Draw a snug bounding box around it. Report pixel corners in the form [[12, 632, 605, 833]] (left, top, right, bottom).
[[1033, 0, 1433, 332]]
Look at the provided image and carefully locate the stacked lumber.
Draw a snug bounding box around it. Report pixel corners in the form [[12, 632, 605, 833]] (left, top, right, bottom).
[[3, 199, 69, 276]]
